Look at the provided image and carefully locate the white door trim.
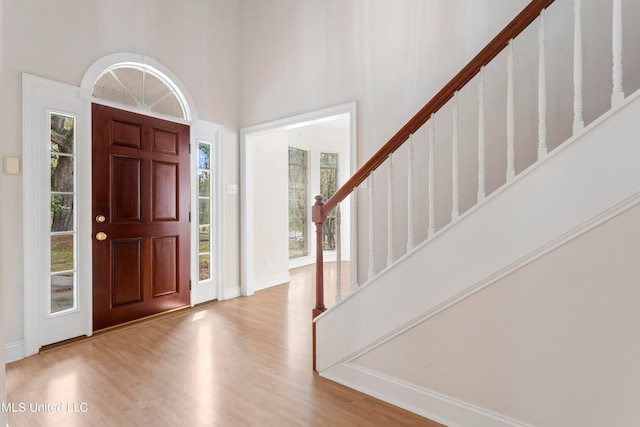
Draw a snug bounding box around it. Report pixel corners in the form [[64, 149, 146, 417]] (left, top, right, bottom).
[[191, 120, 225, 305], [22, 73, 93, 356]]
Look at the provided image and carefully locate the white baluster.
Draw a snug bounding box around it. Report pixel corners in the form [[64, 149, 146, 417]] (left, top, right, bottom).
[[452, 92, 460, 220], [428, 115, 436, 237], [350, 189, 358, 292], [478, 66, 486, 202], [612, 0, 624, 107], [507, 40, 516, 181], [407, 134, 415, 252], [335, 204, 342, 303], [538, 10, 548, 159], [573, 0, 584, 134], [386, 154, 394, 267], [368, 174, 375, 281]]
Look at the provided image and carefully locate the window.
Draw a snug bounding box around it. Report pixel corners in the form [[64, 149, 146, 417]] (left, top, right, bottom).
[[49, 113, 77, 314], [198, 142, 213, 281], [320, 152, 339, 250], [288, 147, 308, 258], [92, 65, 188, 120]]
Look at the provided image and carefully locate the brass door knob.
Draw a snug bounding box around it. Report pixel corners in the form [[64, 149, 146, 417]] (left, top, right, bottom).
[[96, 214, 106, 223], [95, 232, 108, 241]]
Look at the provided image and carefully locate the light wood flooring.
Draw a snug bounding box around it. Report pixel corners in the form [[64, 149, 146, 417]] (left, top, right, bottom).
[[6, 263, 442, 426]]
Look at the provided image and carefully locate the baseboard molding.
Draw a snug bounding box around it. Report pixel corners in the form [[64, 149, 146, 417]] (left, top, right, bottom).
[[5, 341, 25, 363], [322, 363, 534, 427], [288, 253, 351, 270], [252, 272, 291, 293], [222, 285, 241, 300]]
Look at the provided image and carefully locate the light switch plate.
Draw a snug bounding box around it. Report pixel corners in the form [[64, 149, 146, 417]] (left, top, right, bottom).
[[4, 157, 20, 175], [228, 184, 238, 194]]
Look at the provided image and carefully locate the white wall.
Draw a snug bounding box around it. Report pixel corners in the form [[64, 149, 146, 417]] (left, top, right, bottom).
[[0, 0, 7, 418], [252, 130, 289, 286], [2, 0, 241, 347]]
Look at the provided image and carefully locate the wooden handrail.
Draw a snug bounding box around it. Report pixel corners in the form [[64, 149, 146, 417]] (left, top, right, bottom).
[[320, 0, 555, 219]]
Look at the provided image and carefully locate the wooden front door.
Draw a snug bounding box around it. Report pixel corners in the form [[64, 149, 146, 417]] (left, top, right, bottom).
[[92, 104, 190, 331]]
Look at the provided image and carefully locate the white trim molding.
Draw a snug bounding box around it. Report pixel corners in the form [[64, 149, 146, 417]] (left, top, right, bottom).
[[4, 341, 25, 364], [252, 273, 292, 294], [22, 73, 92, 356], [324, 363, 535, 427], [80, 52, 197, 122], [190, 119, 225, 306]]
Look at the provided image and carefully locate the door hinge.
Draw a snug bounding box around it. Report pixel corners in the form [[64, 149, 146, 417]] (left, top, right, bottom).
[[189, 211, 192, 222], [189, 280, 192, 291]]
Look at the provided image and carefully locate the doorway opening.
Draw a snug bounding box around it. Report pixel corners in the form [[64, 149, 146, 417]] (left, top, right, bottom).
[[240, 103, 357, 297]]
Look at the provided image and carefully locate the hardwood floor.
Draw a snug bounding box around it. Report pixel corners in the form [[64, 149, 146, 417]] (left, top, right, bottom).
[[6, 264, 443, 426]]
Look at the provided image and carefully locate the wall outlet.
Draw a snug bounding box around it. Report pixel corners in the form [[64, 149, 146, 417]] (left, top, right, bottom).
[[228, 184, 238, 194]]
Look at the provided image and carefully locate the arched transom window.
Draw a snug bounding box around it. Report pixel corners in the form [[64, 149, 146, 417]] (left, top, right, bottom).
[[92, 63, 190, 121]]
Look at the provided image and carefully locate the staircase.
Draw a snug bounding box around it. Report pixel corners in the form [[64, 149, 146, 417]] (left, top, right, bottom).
[[312, 1, 640, 425]]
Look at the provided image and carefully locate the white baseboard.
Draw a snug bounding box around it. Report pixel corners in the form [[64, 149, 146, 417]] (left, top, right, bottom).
[[221, 285, 241, 300], [252, 272, 291, 293], [5, 341, 25, 363], [322, 363, 533, 427], [288, 252, 351, 270]]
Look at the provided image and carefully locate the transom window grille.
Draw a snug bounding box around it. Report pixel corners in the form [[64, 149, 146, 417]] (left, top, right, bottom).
[[198, 142, 213, 281], [320, 152, 339, 250], [289, 147, 308, 258], [49, 113, 77, 314], [92, 64, 188, 120]]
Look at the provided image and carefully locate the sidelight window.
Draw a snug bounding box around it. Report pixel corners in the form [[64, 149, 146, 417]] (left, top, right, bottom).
[[198, 141, 213, 281], [49, 113, 77, 314]]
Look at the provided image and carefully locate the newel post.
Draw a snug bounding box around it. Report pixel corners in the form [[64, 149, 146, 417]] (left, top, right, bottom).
[[312, 195, 326, 372]]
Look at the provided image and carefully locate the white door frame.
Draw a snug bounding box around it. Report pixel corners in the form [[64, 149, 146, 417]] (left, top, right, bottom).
[[190, 122, 225, 306], [23, 74, 92, 355], [240, 102, 358, 296], [22, 53, 223, 357]]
